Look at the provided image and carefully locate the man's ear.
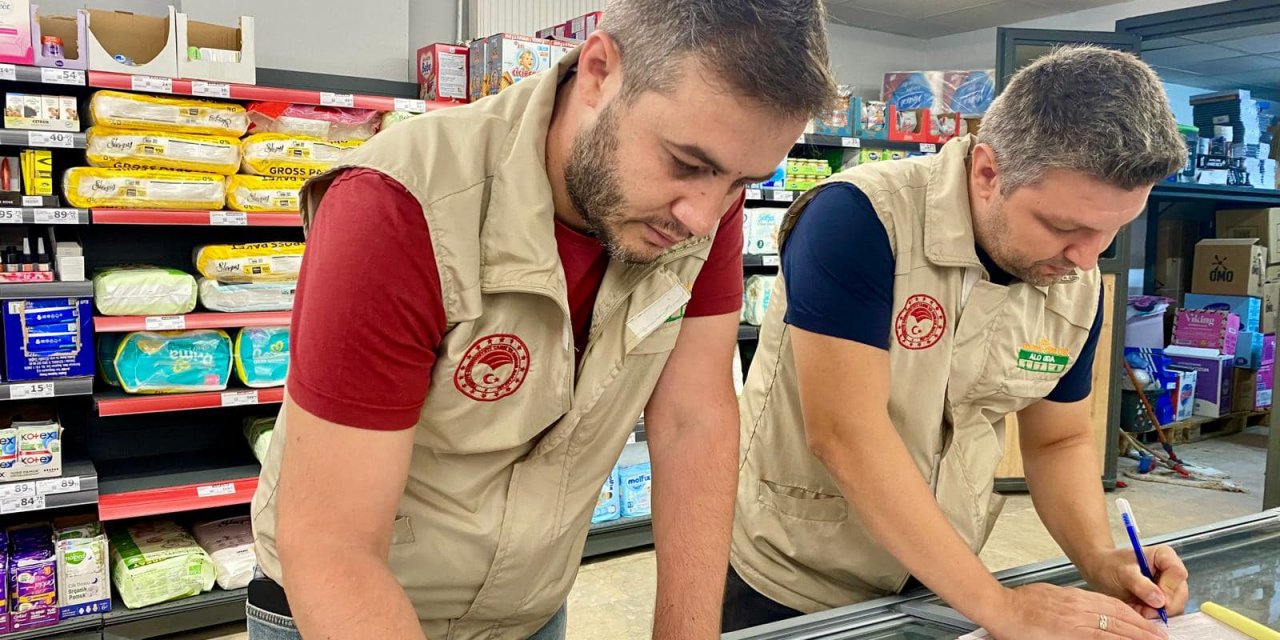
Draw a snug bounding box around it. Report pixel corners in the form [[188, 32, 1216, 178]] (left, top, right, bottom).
[[969, 142, 1001, 202], [575, 31, 623, 109]]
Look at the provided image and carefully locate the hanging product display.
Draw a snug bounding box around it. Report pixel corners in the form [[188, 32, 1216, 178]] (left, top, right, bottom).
[[246, 102, 381, 141], [93, 266, 199, 316], [111, 330, 234, 394], [109, 520, 216, 610], [89, 91, 250, 137], [198, 278, 296, 313], [224, 175, 305, 213], [239, 134, 361, 178], [86, 127, 242, 176], [233, 326, 290, 388], [63, 168, 227, 210], [193, 243, 305, 283]]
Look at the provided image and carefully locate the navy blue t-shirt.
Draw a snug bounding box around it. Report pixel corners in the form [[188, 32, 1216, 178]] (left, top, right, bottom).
[[781, 183, 1103, 403]]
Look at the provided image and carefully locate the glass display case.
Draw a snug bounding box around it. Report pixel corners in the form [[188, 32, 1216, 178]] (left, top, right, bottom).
[[726, 509, 1280, 639]]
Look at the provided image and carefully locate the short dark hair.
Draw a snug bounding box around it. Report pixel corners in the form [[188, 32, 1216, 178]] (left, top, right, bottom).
[[979, 45, 1186, 193], [601, 0, 839, 119]]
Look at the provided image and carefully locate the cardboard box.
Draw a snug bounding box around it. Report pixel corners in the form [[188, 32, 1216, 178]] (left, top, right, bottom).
[[1218, 208, 1280, 264], [566, 11, 603, 40], [1265, 333, 1276, 367], [486, 33, 553, 95], [1270, 264, 1280, 282], [1264, 282, 1280, 333], [417, 43, 468, 104], [1170, 367, 1198, 420], [31, 5, 86, 70], [2, 297, 93, 381], [83, 6, 178, 77], [1259, 364, 1274, 409], [1172, 308, 1239, 353], [468, 38, 487, 102], [1192, 238, 1267, 297], [1182, 293, 1262, 332], [3, 94, 77, 132], [888, 105, 960, 143], [1233, 368, 1259, 411], [0, 0, 32, 65], [1236, 331, 1265, 369], [1165, 346, 1234, 418], [176, 13, 254, 85], [856, 99, 888, 140]]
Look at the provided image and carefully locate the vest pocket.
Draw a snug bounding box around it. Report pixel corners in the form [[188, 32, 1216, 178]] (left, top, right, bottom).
[[757, 479, 848, 522]]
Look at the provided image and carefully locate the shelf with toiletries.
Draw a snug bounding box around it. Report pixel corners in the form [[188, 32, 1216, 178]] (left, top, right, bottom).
[[95, 387, 284, 418], [96, 453, 258, 521], [90, 209, 302, 227]]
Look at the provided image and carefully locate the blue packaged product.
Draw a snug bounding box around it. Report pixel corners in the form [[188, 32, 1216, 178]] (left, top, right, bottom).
[[22, 308, 77, 326], [25, 323, 77, 335], [942, 70, 995, 115], [96, 333, 122, 387], [591, 467, 622, 524], [233, 327, 290, 388], [25, 334, 78, 355], [113, 330, 233, 394], [882, 71, 941, 111], [3, 298, 94, 382], [1182, 293, 1263, 333], [619, 462, 652, 518]]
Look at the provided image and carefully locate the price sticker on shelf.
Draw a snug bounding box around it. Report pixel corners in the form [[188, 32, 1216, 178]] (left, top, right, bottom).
[[762, 254, 780, 267], [221, 390, 259, 407], [919, 143, 937, 153], [0, 209, 22, 224], [841, 137, 860, 148], [775, 190, 794, 202], [41, 68, 84, 85], [321, 92, 355, 108], [795, 134, 807, 145], [0, 64, 15, 82], [1, 494, 45, 514], [394, 98, 427, 113], [210, 211, 248, 226], [0, 482, 35, 499], [745, 188, 762, 201], [131, 75, 173, 93], [145, 315, 186, 331], [197, 483, 236, 498], [626, 432, 637, 445], [192, 80, 231, 99], [36, 476, 80, 495], [27, 131, 73, 148], [10, 382, 54, 400], [21, 196, 42, 207], [33, 208, 79, 224]]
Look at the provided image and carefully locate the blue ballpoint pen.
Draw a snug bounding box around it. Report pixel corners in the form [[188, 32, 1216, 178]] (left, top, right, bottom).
[[1116, 498, 1169, 626]]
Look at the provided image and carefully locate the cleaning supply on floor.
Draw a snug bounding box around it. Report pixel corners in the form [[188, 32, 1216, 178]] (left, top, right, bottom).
[[224, 175, 305, 213], [191, 516, 255, 590], [8, 524, 57, 632], [199, 278, 296, 312], [112, 330, 233, 394], [53, 517, 111, 620], [592, 467, 622, 524], [63, 167, 226, 210], [743, 275, 776, 326], [244, 417, 275, 463], [94, 266, 198, 316], [89, 90, 249, 136], [86, 127, 242, 175], [109, 520, 215, 609], [240, 133, 361, 178], [193, 243, 305, 283], [247, 102, 381, 141], [233, 326, 290, 388]]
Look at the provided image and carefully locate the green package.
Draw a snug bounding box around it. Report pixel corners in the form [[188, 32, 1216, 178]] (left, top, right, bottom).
[[109, 520, 216, 609]]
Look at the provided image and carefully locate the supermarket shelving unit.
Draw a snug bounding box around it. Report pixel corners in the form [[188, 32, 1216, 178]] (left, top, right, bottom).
[[90, 210, 301, 227]]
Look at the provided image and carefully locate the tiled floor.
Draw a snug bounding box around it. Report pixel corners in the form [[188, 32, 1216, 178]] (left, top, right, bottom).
[[164, 427, 1270, 640]]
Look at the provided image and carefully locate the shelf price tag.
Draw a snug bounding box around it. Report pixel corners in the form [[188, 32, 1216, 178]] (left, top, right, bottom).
[[210, 211, 248, 226], [0, 482, 36, 499], [762, 254, 780, 267], [41, 68, 84, 85], [393, 98, 427, 113], [0, 208, 22, 224], [796, 134, 807, 145], [21, 196, 42, 207], [1, 494, 45, 514], [0, 64, 15, 82], [27, 131, 73, 148], [919, 143, 937, 153], [192, 80, 231, 99], [841, 137, 859, 148], [10, 382, 54, 400], [144, 315, 186, 331], [197, 483, 236, 498], [131, 75, 173, 93], [36, 476, 80, 495], [774, 190, 794, 202], [321, 92, 355, 108], [33, 208, 79, 224], [626, 432, 637, 445], [745, 188, 762, 201], [221, 390, 259, 407]]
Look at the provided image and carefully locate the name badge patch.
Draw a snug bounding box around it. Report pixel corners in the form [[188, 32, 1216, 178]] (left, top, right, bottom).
[[1017, 339, 1071, 373]]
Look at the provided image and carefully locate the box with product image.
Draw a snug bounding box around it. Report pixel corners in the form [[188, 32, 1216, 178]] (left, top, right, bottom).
[[940, 70, 995, 115], [1171, 308, 1239, 354], [82, 6, 178, 77], [1259, 364, 1274, 409], [745, 207, 784, 255], [417, 43, 469, 104], [883, 71, 942, 111], [486, 33, 553, 96], [856, 99, 888, 140], [1168, 367, 1198, 421], [1192, 238, 1267, 297], [2, 297, 93, 382], [0, 0, 33, 65], [565, 11, 603, 40], [468, 38, 488, 102], [52, 516, 110, 620], [548, 41, 576, 67], [3, 94, 78, 132], [1165, 346, 1235, 417], [1232, 366, 1273, 411], [1182, 293, 1262, 332], [8, 523, 56, 632], [31, 5, 87, 70], [1217, 208, 1280, 266], [176, 13, 255, 85], [888, 106, 960, 143], [811, 87, 855, 137]]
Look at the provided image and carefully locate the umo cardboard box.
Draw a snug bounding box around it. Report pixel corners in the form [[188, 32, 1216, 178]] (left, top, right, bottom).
[[176, 13, 255, 85], [1218, 208, 1280, 264], [1183, 293, 1262, 332], [83, 6, 178, 78], [1192, 238, 1267, 297], [1165, 346, 1234, 418]]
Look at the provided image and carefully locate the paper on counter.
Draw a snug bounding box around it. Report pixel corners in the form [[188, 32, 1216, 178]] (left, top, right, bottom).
[[956, 612, 1251, 640]]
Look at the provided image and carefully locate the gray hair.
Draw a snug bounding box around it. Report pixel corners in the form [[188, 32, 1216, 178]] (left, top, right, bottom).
[[979, 45, 1185, 193], [600, 0, 838, 119]]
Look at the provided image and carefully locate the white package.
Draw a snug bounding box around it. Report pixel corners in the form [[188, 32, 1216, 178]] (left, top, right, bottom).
[[192, 516, 255, 590], [746, 207, 784, 255], [744, 275, 776, 326], [94, 266, 198, 316], [199, 279, 296, 312]]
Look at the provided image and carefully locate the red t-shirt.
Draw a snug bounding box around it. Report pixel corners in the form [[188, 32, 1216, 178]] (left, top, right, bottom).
[[288, 169, 745, 430]]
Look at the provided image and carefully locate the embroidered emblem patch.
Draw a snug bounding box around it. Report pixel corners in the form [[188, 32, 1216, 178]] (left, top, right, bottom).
[[1017, 339, 1071, 373], [895, 294, 946, 350], [453, 334, 530, 402]]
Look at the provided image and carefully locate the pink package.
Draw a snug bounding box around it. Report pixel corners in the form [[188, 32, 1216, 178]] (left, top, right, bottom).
[[246, 102, 381, 141], [1258, 364, 1274, 409], [0, 0, 33, 65], [1265, 333, 1276, 367], [1172, 309, 1240, 354]]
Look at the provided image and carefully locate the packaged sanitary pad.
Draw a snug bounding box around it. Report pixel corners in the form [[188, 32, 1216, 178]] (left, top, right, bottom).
[[194, 243, 304, 284], [233, 327, 290, 388], [112, 330, 233, 394], [619, 463, 652, 518], [192, 516, 255, 590], [64, 167, 226, 210], [247, 102, 381, 141], [109, 520, 215, 609], [743, 275, 776, 326], [8, 524, 57, 631], [592, 467, 622, 524], [224, 175, 305, 213], [94, 266, 198, 317], [199, 278, 296, 312], [53, 517, 111, 620], [89, 90, 249, 137], [240, 134, 361, 179], [745, 208, 784, 255], [86, 127, 241, 175]]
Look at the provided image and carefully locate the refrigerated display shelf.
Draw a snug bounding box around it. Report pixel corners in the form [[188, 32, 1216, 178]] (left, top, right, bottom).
[[1150, 182, 1280, 206], [89, 209, 303, 227], [584, 515, 653, 558], [95, 387, 285, 417], [0, 130, 85, 149], [97, 460, 260, 521], [94, 311, 292, 333], [0, 281, 93, 299]]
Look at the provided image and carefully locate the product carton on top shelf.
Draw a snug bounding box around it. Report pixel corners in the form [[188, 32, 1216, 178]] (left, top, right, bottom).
[[417, 43, 468, 104], [0, 0, 33, 65], [1164, 346, 1235, 418], [176, 13, 255, 85], [1192, 237, 1267, 297], [83, 6, 178, 78], [31, 6, 87, 70], [1217, 208, 1280, 265]]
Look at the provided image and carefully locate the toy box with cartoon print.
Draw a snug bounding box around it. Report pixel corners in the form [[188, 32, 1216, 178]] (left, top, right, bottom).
[[416, 43, 468, 104], [486, 33, 553, 96], [3, 297, 93, 382]]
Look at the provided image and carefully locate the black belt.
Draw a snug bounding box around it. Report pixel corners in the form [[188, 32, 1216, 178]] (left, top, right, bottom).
[[248, 574, 293, 618]]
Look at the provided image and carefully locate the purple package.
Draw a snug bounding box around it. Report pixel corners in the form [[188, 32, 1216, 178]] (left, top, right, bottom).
[[0, 530, 8, 634], [9, 528, 56, 631]]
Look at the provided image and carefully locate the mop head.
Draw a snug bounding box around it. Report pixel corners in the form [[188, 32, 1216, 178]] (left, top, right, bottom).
[[1121, 467, 1247, 493]]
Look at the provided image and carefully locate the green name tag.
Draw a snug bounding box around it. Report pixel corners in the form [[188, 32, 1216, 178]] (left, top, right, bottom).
[[1017, 349, 1070, 373]]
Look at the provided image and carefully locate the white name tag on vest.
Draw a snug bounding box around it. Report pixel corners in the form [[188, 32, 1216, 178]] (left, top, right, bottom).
[[627, 283, 692, 342]]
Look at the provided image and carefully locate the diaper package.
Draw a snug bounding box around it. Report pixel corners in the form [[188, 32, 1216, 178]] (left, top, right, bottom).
[[743, 275, 776, 326], [96, 333, 122, 387], [194, 243, 305, 283], [240, 134, 362, 179], [225, 175, 305, 213], [199, 279, 296, 312], [86, 127, 241, 175], [247, 102, 381, 141], [89, 90, 249, 137], [244, 417, 275, 464], [8, 524, 57, 632], [592, 467, 622, 524], [94, 266, 198, 316], [192, 517, 255, 591], [109, 520, 215, 609], [64, 168, 226, 210], [53, 518, 111, 620], [233, 326, 290, 388], [112, 330, 233, 394], [619, 462, 652, 518], [745, 208, 784, 255]]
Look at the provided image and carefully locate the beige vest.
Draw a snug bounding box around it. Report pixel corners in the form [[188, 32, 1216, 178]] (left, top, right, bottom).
[[251, 52, 717, 639], [730, 136, 1100, 612]]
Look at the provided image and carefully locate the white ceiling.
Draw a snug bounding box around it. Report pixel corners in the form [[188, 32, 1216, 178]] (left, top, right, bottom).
[[825, 0, 1136, 39]]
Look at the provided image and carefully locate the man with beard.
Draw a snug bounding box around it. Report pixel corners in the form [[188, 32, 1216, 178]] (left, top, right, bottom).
[[247, 1, 837, 639], [725, 47, 1192, 640]]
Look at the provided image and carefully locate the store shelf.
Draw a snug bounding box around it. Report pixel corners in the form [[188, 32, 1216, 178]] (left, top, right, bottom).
[[0, 64, 86, 86], [104, 587, 247, 638], [0, 130, 85, 149], [584, 515, 653, 558], [95, 387, 285, 417], [90, 209, 303, 227], [745, 188, 801, 203], [0, 207, 89, 225], [97, 458, 260, 521], [0, 281, 93, 300], [0, 460, 99, 517], [88, 70, 447, 114], [0, 377, 93, 401], [739, 324, 760, 341], [1150, 182, 1280, 206], [742, 254, 779, 268], [0, 614, 102, 640], [94, 311, 292, 333], [795, 133, 941, 153]]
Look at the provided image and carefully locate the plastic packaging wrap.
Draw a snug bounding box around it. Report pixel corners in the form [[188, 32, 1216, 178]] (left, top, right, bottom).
[[112, 330, 233, 394], [381, 111, 417, 131], [94, 266, 198, 317], [247, 102, 380, 141], [244, 417, 275, 464], [199, 279, 296, 312], [240, 134, 361, 178], [64, 168, 226, 210], [233, 326, 289, 388], [191, 517, 255, 591], [592, 467, 621, 524], [743, 275, 776, 326], [224, 175, 305, 212], [89, 91, 249, 137], [86, 127, 241, 175], [620, 462, 652, 518], [193, 243, 304, 283], [96, 332, 121, 387], [109, 520, 215, 610]]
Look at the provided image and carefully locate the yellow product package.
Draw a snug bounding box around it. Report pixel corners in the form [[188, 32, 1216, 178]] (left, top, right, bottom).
[[193, 242, 305, 283], [240, 134, 361, 178], [87, 127, 242, 175], [89, 90, 249, 137], [224, 175, 305, 212], [63, 168, 226, 210]]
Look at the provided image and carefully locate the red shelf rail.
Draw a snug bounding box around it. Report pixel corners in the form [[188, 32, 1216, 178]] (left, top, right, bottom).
[[98, 475, 259, 521], [91, 209, 303, 227], [94, 311, 292, 333], [96, 387, 285, 417]]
